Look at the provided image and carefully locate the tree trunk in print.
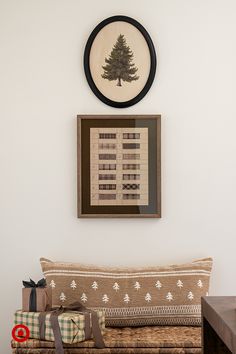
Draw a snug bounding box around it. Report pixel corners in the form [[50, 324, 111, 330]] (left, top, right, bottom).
[[117, 77, 122, 86]]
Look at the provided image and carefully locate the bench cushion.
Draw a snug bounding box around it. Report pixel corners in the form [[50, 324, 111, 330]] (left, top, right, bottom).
[[12, 325, 201, 353]]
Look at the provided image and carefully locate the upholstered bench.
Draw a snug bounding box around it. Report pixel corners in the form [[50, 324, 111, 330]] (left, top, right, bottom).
[[12, 325, 201, 353]]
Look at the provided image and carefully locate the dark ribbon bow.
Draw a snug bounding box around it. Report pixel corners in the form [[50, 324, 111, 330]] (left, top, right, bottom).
[[22, 278, 46, 312], [38, 301, 105, 354]]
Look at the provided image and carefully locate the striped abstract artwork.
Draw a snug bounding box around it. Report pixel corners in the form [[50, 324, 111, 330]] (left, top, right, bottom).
[[90, 127, 148, 206]]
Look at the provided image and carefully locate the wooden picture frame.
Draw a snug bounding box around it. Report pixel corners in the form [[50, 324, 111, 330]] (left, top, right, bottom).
[[77, 115, 161, 218], [84, 16, 157, 108]]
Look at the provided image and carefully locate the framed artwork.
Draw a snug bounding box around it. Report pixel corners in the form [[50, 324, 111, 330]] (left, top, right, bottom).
[[77, 115, 161, 218], [84, 16, 157, 108]]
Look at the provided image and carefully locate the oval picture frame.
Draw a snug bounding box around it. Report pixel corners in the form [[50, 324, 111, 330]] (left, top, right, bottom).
[[84, 16, 157, 108]]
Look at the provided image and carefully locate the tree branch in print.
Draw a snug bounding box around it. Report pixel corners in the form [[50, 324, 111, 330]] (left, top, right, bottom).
[[101, 34, 139, 87]]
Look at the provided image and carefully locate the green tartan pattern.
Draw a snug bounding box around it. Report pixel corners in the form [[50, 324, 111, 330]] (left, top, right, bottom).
[[14, 310, 105, 344]]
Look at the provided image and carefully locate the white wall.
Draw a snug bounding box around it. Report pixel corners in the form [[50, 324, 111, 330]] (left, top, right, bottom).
[[1, 0, 236, 351]]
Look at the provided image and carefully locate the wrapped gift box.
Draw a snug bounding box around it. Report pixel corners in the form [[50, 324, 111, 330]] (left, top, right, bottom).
[[22, 279, 52, 312], [22, 288, 52, 312], [14, 310, 105, 344]]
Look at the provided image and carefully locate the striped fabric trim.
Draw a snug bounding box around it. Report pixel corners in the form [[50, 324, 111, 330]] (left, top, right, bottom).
[[40, 258, 212, 266], [43, 269, 211, 278], [106, 316, 201, 327], [90, 305, 201, 318]]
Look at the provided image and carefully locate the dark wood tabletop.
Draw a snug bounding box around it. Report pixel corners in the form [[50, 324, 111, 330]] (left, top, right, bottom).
[[202, 296, 236, 353]]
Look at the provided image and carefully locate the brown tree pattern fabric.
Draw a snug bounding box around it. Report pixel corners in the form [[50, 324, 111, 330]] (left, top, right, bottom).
[[40, 257, 212, 326], [12, 325, 201, 353]]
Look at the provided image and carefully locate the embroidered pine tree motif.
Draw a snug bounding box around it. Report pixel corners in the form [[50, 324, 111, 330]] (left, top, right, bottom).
[[187, 291, 194, 301], [81, 293, 88, 303], [166, 292, 173, 301], [145, 293, 152, 302], [197, 280, 203, 288], [134, 281, 141, 290], [113, 282, 120, 291], [59, 292, 66, 302], [155, 280, 162, 290], [102, 294, 109, 303], [123, 294, 130, 303], [70, 280, 77, 290], [177, 280, 183, 288], [101, 34, 139, 87], [50, 280, 56, 288], [92, 281, 98, 290]]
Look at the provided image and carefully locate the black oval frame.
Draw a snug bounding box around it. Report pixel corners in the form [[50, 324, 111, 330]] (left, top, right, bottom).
[[84, 16, 157, 108]]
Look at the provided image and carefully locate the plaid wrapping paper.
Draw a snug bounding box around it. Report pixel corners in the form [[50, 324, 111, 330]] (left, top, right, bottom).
[[14, 310, 105, 344]]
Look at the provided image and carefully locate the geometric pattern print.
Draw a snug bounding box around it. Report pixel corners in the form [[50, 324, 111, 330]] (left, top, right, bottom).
[[45, 273, 210, 307], [123, 133, 140, 139], [49, 276, 208, 316], [106, 316, 202, 327], [99, 184, 116, 190], [46, 272, 211, 302], [46, 275, 209, 305], [90, 305, 201, 317], [99, 143, 116, 149], [99, 174, 116, 180], [123, 194, 140, 200], [14, 310, 105, 344], [123, 153, 140, 159], [123, 174, 140, 180], [90, 127, 148, 207], [123, 184, 140, 190], [54, 286, 203, 311]]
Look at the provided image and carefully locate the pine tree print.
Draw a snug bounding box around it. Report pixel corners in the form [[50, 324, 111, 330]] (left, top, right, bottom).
[[59, 292, 66, 302], [134, 281, 141, 290], [166, 292, 174, 301], [145, 293, 152, 302], [102, 294, 109, 303], [177, 280, 183, 288], [155, 280, 162, 290], [123, 294, 130, 303], [92, 281, 98, 290], [101, 34, 139, 87], [81, 293, 88, 303], [70, 280, 77, 290], [197, 280, 203, 288], [113, 282, 120, 291], [50, 280, 56, 288], [187, 291, 194, 301]]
